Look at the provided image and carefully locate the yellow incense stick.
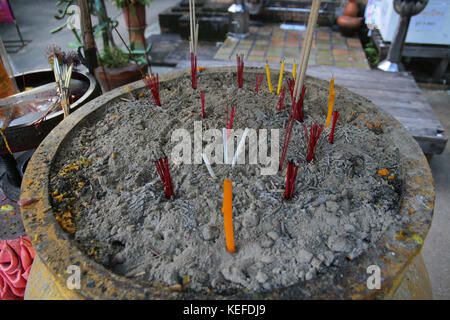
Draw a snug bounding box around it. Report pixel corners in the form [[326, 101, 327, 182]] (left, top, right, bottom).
[[292, 61, 297, 80], [277, 59, 285, 95], [222, 179, 235, 253], [325, 76, 335, 127], [265, 61, 273, 93], [1, 127, 12, 155]]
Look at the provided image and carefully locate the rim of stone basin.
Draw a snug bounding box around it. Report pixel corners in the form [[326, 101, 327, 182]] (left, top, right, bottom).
[[20, 67, 435, 299]]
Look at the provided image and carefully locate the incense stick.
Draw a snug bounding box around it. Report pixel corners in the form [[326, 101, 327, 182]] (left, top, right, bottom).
[[223, 128, 228, 164], [222, 179, 235, 253], [189, 0, 198, 89], [231, 128, 249, 168], [114, 28, 146, 78], [293, 0, 321, 102], [201, 153, 217, 179]]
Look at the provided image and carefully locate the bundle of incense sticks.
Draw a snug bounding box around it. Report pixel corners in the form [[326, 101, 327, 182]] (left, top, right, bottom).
[[255, 73, 264, 92], [154, 155, 175, 199], [143, 74, 161, 106], [278, 1, 320, 171], [304, 123, 324, 163], [287, 78, 295, 99], [276, 88, 285, 111], [226, 104, 236, 137], [189, 0, 199, 89], [292, 0, 321, 105], [294, 85, 306, 122], [236, 54, 244, 88], [35, 48, 80, 125], [279, 99, 297, 171], [284, 160, 299, 199], [328, 110, 339, 144]]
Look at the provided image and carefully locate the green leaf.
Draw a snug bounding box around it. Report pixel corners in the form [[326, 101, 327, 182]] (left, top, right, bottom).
[[67, 41, 83, 49], [145, 42, 152, 53], [51, 21, 68, 34]]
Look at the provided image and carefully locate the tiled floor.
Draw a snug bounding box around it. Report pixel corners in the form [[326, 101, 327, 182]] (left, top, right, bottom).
[[214, 25, 370, 69]]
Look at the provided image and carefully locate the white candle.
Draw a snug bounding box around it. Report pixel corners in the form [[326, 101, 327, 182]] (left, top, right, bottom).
[[232, 128, 249, 168], [201, 153, 217, 179], [223, 128, 228, 164]]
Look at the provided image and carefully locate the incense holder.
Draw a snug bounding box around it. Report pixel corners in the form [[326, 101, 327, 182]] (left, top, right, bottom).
[[21, 67, 434, 299]]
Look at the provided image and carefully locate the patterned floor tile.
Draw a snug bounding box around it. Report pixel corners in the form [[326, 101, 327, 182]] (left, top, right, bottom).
[[248, 56, 264, 62], [213, 25, 369, 69]]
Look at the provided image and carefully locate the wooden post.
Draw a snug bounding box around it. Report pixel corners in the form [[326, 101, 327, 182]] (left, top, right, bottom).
[[78, 0, 98, 74]]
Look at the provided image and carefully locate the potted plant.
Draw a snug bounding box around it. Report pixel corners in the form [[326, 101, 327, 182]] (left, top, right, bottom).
[[113, 0, 152, 51], [95, 45, 149, 92], [52, 0, 149, 92]]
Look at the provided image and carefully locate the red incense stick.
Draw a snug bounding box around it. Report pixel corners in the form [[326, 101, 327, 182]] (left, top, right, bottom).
[[201, 90, 205, 118], [226, 104, 237, 138], [284, 160, 299, 199], [304, 123, 323, 163], [143, 73, 161, 106], [294, 85, 306, 122], [276, 88, 285, 111], [328, 110, 339, 144], [154, 155, 175, 199], [255, 73, 264, 92], [190, 52, 198, 89], [287, 78, 295, 99], [279, 100, 296, 171], [236, 54, 244, 88]]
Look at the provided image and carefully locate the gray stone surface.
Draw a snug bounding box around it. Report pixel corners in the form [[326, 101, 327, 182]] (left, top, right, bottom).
[[421, 88, 450, 300]]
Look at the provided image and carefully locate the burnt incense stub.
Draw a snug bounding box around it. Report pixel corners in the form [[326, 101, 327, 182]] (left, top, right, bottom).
[[21, 67, 434, 299]]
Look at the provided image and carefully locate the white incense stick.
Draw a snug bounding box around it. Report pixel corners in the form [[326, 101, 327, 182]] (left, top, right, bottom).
[[223, 128, 228, 164], [201, 153, 217, 179], [189, 0, 198, 55], [231, 128, 249, 168], [195, 23, 199, 56]]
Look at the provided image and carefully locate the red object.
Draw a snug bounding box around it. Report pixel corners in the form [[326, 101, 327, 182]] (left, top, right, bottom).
[[284, 160, 299, 199], [293, 85, 306, 122], [236, 54, 244, 88], [17, 198, 37, 207], [32, 108, 54, 129], [328, 110, 340, 144], [190, 53, 198, 89], [201, 91, 205, 118], [279, 100, 297, 171], [276, 88, 285, 111], [0, 0, 14, 23], [255, 73, 264, 92], [154, 156, 175, 199], [304, 123, 324, 163], [226, 104, 236, 138], [142, 73, 161, 106], [0, 236, 36, 300], [287, 78, 295, 99]]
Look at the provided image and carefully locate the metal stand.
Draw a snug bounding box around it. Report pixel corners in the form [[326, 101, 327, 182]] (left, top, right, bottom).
[[378, 0, 428, 72], [1, 0, 31, 53]]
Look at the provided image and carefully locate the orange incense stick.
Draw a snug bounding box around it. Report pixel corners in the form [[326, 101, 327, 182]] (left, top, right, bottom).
[[222, 179, 235, 253]]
